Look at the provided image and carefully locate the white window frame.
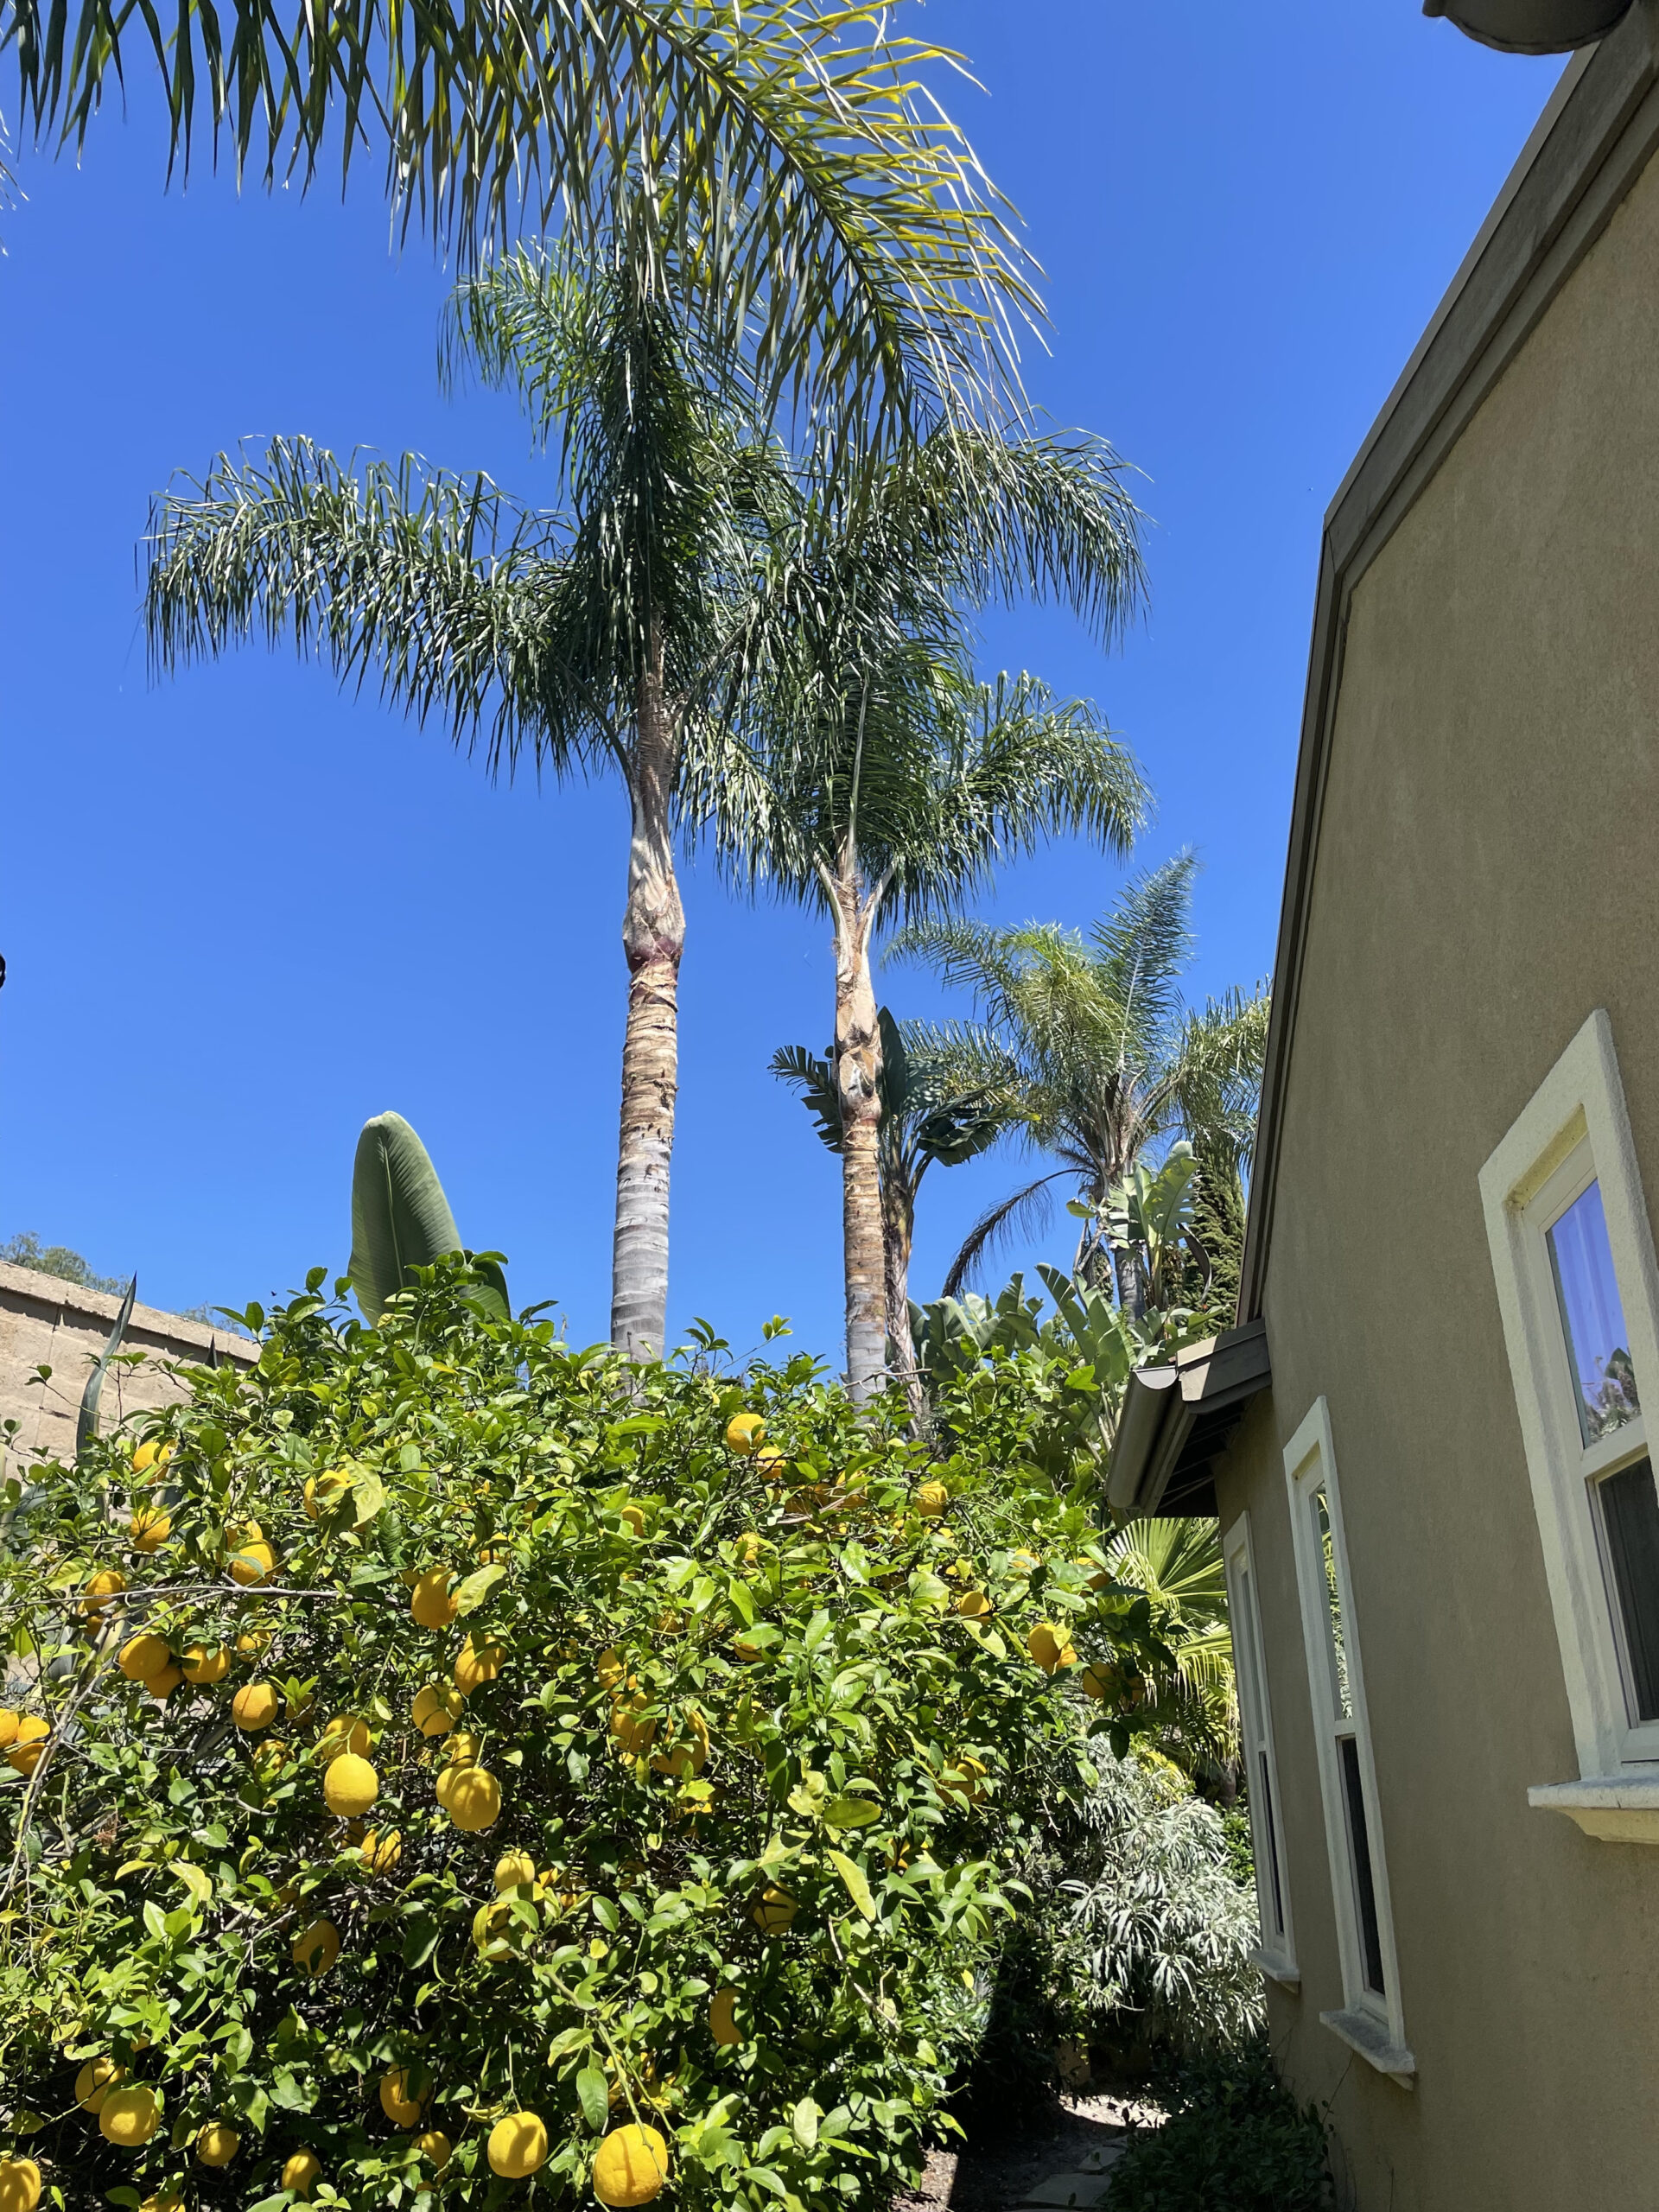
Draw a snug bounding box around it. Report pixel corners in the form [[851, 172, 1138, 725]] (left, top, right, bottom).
[[1283, 1398, 1414, 2082], [1480, 1007, 1659, 1841], [1222, 1510, 1297, 1987]]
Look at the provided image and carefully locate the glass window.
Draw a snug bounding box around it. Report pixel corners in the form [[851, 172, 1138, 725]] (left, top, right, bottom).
[[1313, 1485, 1353, 1720], [1548, 1178, 1641, 1445], [1596, 1456, 1659, 1723], [1339, 1736, 1387, 1997]]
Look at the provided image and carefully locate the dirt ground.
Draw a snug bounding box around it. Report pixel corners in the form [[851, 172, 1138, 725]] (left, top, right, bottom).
[[895, 2091, 1164, 2212]]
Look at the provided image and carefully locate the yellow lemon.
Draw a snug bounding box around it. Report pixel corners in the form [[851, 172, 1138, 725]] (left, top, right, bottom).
[[593, 2122, 669, 2206], [1027, 1622, 1077, 1675], [0, 2158, 41, 2212], [228, 1534, 276, 1586], [650, 1711, 709, 1778], [182, 1643, 230, 1685], [291, 1916, 340, 1976], [732, 1630, 765, 1662], [232, 1682, 280, 1732], [488, 2110, 549, 2180], [956, 1590, 992, 1619], [139, 2188, 183, 2212], [317, 1713, 371, 1761], [378, 2069, 425, 2127], [118, 1633, 171, 1682], [5, 1716, 48, 1775], [145, 1664, 183, 1701], [454, 1637, 505, 1695], [724, 1413, 766, 1454], [938, 1754, 989, 1806], [752, 1885, 795, 1936], [493, 1849, 537, 1892], [236, 1628, 271, 1658], [81, 1568, 126, 1617], [914, 1481, 948, 1517], [282, 2149, 322, 2197], [99, 2086, 160, 2146], [609, 1693, 657, 1758], [359, 1826, 403, 1874], [410, 1569, 458, 1630], [1077, 1661, 1117, 1701], [75, 2057, 124, 2113], [323, 1753, 378, 1818], [412, 1683, 463, 1737], [753, 1446, 788, 1480], [130, 1506, 171, 1553], [0, 1710, 16, 1748], [416, 2130, 452, 2172], [444, 1730, 482, 1766], [620, 1503, 645, 1535], [302, 1470, 352, 1522], [195, 2121, 240, 2166], [594, 1647, 626, 1690], [445, 1766, 502, 1833], [709, 1987, 742, 2046], [130, 1440, 172, 1476]]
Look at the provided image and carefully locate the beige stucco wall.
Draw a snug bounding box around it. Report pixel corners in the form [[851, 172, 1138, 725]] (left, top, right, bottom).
[[0, 1262, 257, 1469], [1216, 132, 1659, 2211]]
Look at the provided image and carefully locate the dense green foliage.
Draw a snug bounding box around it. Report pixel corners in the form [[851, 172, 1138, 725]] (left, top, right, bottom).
[[0, 1262, 1171, 2210], [1109, 2045, 1332, 2212]]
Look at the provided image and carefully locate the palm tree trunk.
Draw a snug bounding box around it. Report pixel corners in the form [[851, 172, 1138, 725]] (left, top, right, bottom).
[[611, 627, 683, 1359], [830, 863, 887, 1402], [882, 1169, 927, 1426]]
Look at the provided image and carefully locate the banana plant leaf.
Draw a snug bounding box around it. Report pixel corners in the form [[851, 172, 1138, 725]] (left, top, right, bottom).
[[347, 1112, 509, 1324], [77, 1274, 137, 1461]]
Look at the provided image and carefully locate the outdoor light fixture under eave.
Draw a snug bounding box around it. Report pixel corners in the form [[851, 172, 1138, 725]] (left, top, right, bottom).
[[1423, 0, 1634, 50]]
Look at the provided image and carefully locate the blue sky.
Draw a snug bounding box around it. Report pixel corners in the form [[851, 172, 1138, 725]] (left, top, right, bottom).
[[1, 7, 1560, 1358]]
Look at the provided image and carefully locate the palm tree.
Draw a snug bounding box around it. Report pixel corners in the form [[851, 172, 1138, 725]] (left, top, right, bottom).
[[710, 429, 1150, 1399], [144, 227, 791, 1357], [1106, 1516, 1239, 1788], [893, 854, 1270, 1301], [6, 3, 1037, 458], [771, 1009, 1002, 1411]]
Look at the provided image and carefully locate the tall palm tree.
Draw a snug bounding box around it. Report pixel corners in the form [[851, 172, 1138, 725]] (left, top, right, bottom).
[[771, 1008, 1003, 1412], [893, 855, 1270, 1300], [144, 227, 789, 1357], [712, 429, 1150, 1397], [6, 4, 1037, 459]]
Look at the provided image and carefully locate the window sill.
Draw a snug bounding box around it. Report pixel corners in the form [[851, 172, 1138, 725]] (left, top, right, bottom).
[[1319, 2006, 1415, 2084], [1529, 1774, 1659, 1842], [1252, 1948, 1300, 1991]]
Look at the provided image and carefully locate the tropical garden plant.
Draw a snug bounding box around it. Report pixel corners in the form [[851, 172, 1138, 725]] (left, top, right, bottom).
[[892, 854, 1269, 1303], [0, 1259, 1173, 2211]]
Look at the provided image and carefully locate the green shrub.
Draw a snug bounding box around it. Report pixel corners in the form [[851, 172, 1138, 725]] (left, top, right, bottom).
[[0, 1261, 1166, 2212], [1109, 2044, 1332, 2212]]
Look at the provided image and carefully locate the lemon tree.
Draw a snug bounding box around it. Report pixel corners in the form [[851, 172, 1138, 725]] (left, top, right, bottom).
[[0, 1262, 1165, 2211]]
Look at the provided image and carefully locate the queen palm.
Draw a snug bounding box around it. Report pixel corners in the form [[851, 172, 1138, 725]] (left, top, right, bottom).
[[715, 427, 1150, 1398], [7, 4, 1037, 460], [144, 227, 791, 1356], [893, 854, 1271, 1301]]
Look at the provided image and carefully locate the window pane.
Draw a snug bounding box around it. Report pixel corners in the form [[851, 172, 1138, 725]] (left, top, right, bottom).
[[1313, 1485, 1353, 1721], [1338, 1734, 1386, 1997], [1548, 1179, 1641, 1445], [1597, 1456, 1659, 1723], [1258, 1746, 1286, 1942]]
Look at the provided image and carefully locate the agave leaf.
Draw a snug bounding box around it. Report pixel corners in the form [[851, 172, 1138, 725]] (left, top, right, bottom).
[[347, 1112, 508, 1323], [77, 1274, 137, 1462]]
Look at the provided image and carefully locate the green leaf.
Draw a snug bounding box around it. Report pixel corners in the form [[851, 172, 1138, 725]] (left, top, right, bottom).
[[823, 1797, 882, 1830], [828, 1851, 876, 1923], [791, 2098, 821, 2151], [576, 2066, 609, 2133], [346, 1111, 508, 1323], [173, 1861, 213, 1905], [351, 1469, 387, 1526], [453, 1562, 505, 1616]]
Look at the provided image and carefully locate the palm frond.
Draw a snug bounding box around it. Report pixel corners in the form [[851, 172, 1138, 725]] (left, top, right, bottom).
[[940, 1170, 1071, 1300]]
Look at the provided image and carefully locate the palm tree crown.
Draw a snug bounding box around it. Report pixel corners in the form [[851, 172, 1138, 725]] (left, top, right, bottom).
[[893, 854, 1270, 1300]]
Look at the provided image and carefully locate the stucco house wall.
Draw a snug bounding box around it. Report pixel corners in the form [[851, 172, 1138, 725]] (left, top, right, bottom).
[[0, 1262, 257, 1468], [1211, 24, 1659, 2209]]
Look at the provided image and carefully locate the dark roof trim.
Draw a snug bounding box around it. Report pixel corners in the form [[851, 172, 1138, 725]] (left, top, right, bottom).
[[1239, 12, 1659, 1323], [1104, 1319, 1271, 1517]]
